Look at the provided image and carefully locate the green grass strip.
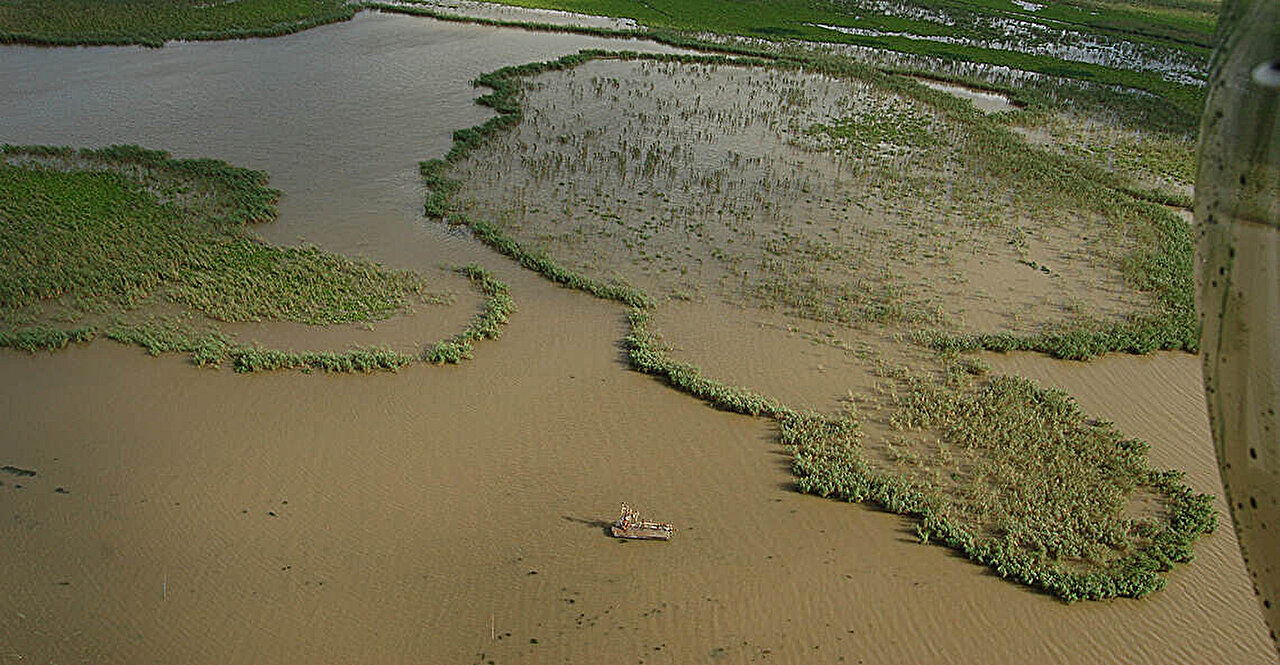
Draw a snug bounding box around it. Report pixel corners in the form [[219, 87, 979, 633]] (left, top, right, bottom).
[[0, 326, 97, 352], [0, 0, 356, 48], [423, 263, 515, 364], [372, 1, 1208, 133]]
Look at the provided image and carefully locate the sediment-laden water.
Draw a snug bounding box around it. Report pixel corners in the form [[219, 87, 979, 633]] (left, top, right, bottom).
[[0, 11, 1273, 665]]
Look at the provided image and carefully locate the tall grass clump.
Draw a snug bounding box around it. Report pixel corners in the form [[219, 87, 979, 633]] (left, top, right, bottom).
[[0, 145, 440, 327]]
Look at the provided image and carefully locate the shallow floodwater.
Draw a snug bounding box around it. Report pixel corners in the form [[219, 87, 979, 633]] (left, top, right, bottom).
[[912, 77, 1015, 114], [0, 10, 679, 269], [0, 11, 1274, 665]]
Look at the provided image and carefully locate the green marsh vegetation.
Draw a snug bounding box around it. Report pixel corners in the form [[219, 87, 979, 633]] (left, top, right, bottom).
[[0, 0, 1220, 601], [383, 0, 1214, 218], [0, 0, 356, 47], [405, 0, 1215, 130], [1004, 111, 1196, 207], [420, 50, 1215, 600], [788, 362, 1215, 601], [0, 145, 512, 371]]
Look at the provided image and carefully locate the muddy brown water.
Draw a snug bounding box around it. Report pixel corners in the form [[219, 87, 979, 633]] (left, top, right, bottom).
[[0, 11, 1274, 664]]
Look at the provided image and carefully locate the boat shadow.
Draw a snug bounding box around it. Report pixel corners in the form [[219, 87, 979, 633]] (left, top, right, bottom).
[[561, 515, 614, 536]]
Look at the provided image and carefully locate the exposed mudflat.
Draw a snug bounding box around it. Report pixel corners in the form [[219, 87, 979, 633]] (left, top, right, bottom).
[[0, 11, 1274, 665]]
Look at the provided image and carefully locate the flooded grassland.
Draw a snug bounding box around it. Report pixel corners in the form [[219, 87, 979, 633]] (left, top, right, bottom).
[[0, 11, 1275, 665], [439, 53, 1219, 600]]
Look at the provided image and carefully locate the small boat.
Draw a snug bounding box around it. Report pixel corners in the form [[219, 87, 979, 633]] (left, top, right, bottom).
[[611, 502, 674, 541]]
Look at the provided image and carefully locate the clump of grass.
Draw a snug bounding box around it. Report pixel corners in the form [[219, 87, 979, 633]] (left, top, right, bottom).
[[788, 370, 1216, 601], [222, 264, 515, 372], [104, 317, 232, 359], [806, 104, 940, 152], [424, 264, 515, 364], [0, 326, 96, 352], [230, 346, 415, 373], [1, 145, 442, 327]]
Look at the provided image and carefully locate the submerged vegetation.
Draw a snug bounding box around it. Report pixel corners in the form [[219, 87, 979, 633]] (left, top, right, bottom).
[[438, 51, 1195, 360], [0, 145, 511, 371], [417, 49, 1216, 600]]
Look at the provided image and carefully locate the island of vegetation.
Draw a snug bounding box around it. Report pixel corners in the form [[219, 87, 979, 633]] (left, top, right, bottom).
[[0, 144, 513, 371]]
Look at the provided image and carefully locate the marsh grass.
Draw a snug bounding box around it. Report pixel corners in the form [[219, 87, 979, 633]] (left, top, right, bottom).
[[434, 51, 1186, 353], [377, 0, 1211, 132], [0, 145, 441, 326], [1007, 112, 1196, 207], [423, 264, 516, 364], [786, 368, 1216, 600], [0, 145, 516, 372], [0, 0, 356, 47]]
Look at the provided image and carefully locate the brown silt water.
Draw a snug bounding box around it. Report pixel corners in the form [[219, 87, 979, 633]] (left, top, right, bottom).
[[0, 11, 1274, 665]]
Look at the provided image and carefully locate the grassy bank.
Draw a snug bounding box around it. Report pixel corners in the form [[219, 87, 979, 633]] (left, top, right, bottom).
[[0, 145, 512, 371], [416, 50, 1216, 600], [0, 0, 356, 47]]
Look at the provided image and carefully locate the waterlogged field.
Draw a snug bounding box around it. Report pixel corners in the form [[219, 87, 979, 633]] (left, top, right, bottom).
[[1010, 111, 1198, 205], [447, 58, 1151, 336], [431, 53, 1215, 601], [454, 0, 1214, 125]]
